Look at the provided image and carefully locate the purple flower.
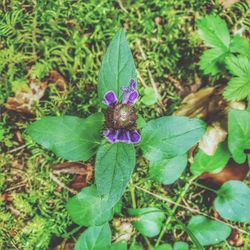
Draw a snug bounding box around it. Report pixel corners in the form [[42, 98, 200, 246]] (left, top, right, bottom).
[[103, 79, 140, 144]]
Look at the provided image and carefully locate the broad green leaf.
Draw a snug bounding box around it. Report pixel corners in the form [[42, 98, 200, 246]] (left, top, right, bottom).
[[197, 14, 230, 49], [214, 180, 250, 222], [66, 185, 112, 227], [190, 142, 230, 176], [74, 223, 111, 250], [173, 242, 189, 250], [224, 55, 250, 101], [128, 208, 165, 237], [228, 109, 250, 163], [110, 241, 127, 250], [27, 113, 104, 161], [98, 29, 137, 101], [230, 35, 250, 58], [149, 154, 187, 185], [153, 244, 172, 250], [141, 87, 157, 106], [95, 142, 136, 208], [199, 48, 228, 76], [187, 215, 231, 246], [141, 116, 206, 162]]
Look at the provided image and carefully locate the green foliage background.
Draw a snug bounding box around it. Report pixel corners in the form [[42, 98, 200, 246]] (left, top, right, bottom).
[[0, 0, 249, 249]]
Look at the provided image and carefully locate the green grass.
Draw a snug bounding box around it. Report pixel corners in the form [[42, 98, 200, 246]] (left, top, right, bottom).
[[0, 0, 249, 249]]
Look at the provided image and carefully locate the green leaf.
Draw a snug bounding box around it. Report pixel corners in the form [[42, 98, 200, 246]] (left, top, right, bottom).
[[173, 242, 189, 250], [149, 154, 187, 185], [228, 109, 250, 163], [187, 215, 231, 246], [98, 29, 137, 101], [66, 185, 112, 227], [27, 113, 104, 161], [110, 241, 127, 250], [197, 14, 230, 76], [74, 223, 111, 250], [152, 244, 172, 250], [129, 242, 143, 250], [225, 55, 250, 77], [137, 114, 147, 129], [141, 87, 157, 106], [197, 14, 230, 49], [214, 180, 250, 222], [199, 48, 228, 76], [230, 35, 250, 58], [141, 116, 206, 162], [224, 55, 250, 101], [128, 208, 165, 237], [190, 142, 230, 176], [95, 142, 136, 208]]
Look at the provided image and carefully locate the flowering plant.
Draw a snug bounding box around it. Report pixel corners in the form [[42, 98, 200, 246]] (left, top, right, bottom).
[[27, 26, 250, 249]]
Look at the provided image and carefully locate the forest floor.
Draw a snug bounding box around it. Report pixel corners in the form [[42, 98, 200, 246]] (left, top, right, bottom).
[[0, 1, 249, 249]]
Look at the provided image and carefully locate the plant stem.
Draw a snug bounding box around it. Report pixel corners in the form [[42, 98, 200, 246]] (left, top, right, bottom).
[[192, 181, 218, 194], [129, 179, 137, 209], [143, 235, 152, 249], [155, 176, 196, 246], [63, 225, 82, 238]]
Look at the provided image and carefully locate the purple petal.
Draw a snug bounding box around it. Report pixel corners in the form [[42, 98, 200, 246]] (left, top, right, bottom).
[[127, 90, 139, 105], [121, 86, 129, 92], [122, 90, 139, 105], [129, 130, 141, 144], [117, 130, 130, 143], [129, 79, 136, 90], [103, 91, 118, 106], [104, 129, 118, 143]]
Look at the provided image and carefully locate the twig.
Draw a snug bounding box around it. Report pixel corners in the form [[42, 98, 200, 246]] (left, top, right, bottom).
[[134, 184, 250, 236], [7, 145, 26, 153], [192, 181, 218, 194], [136, 40, 164, 107], [137, 70, 148, 88], [5, 181, 27, 192], [49, 172, 77, 194]]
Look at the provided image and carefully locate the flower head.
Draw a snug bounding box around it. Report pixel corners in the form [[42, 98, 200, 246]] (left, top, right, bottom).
[[103, 79, 140, 144]]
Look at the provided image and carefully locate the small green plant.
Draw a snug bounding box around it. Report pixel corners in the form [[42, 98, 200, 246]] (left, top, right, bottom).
[[197, 13, 250, 101], [26, 25, 250, 249]]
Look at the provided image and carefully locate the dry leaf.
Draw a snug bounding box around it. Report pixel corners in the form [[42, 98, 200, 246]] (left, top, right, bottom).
[[199, 122, 227, 156], [199, 159, 249, 187], [228, 229, 244, 247], [53, 162, 93, 191], [5, 70, 67, 114], [1, 193, 13, 202], [5, 80, 47, 114], [46, 70, 67, 91], [15, 130, 24, 144], [53, 162, 87, 175], [174, 87, 217, 119]]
